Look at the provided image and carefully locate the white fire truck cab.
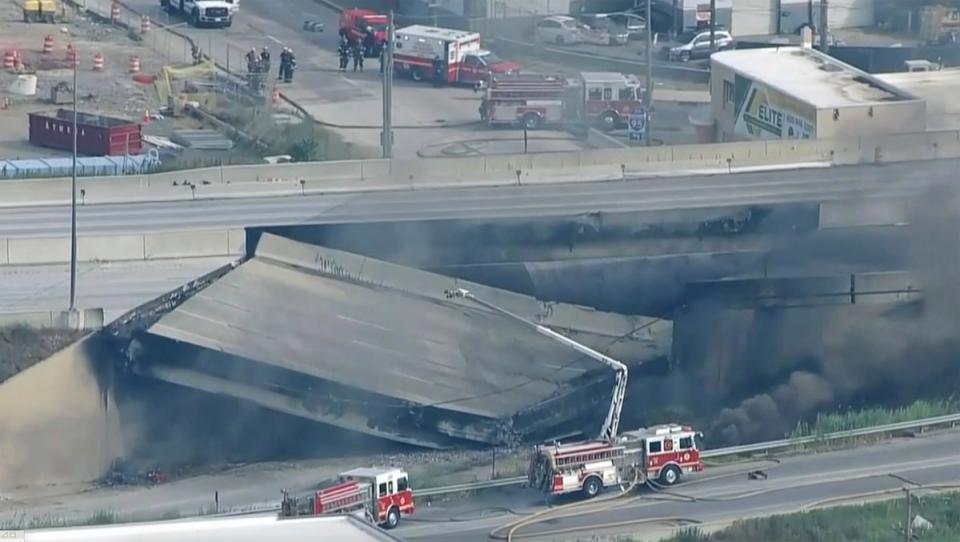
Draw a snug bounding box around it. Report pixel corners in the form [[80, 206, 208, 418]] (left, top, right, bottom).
[[527, 424, 703, 499], [480, 71, 643, 131], [394, 25, 520, 85], [280, 467, 414, 529]]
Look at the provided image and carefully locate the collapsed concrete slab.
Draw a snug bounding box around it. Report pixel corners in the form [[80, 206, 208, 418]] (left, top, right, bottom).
[[114, 234, 671, 447]]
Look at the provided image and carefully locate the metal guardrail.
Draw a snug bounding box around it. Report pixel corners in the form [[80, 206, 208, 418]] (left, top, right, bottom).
[[416, 412, 960, 497]]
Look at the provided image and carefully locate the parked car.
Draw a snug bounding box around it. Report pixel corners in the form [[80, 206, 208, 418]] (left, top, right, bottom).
[[662, 29, 734, 62], [576, 14, 630, 45], [536, 15, 583, 45], [600, 12, 647, 39]]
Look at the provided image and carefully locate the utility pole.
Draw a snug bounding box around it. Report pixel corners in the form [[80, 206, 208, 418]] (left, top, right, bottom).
[[709, 0, 717, 52], [644, 0, 653, 146], [819, 0, 829, 53], [69, 44, 78, 321], [903, 486, 912, 542], [381, 10, 394, 159]]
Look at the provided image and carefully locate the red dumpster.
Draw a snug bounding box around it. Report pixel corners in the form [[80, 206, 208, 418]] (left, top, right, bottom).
[[28, 109, 143, 156]]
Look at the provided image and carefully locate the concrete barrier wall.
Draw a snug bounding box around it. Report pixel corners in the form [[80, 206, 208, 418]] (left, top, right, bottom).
[[0, 308, 105, 330], [0, 229, 244, 265], [4, 130, 960, 206]]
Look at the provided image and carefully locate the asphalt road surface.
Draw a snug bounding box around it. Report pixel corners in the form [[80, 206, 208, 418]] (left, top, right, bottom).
[[0, 257, 233, 319], [3, 432, 960, 539], [399, 431, 960, 541], [0, 160, 954, 237]]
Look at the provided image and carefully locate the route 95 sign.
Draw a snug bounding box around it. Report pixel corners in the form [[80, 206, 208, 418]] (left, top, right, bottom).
[[0, 531, 25, 542], [628, 110, 647, 141]]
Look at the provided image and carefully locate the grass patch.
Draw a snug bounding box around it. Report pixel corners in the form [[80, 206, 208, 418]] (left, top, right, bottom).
[[657, 491, 960, 542], [0, 326, 87, 384], [790, 398, 958, 439], [1, 509, 118, 530]]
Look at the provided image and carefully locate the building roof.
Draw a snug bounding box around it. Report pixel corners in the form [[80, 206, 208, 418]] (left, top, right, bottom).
[[396, 25, 477, 41], [712, 47, 918, 109], [876, 69, 960, 131], [24, 515, 403, 542]]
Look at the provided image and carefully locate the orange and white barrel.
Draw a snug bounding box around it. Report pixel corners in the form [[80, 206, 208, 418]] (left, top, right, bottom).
[[42, 35, 54, 54], [3, 50, 16, 71], [65, 43, 78, 66], [128, 55, 140, 73], [93, 51, 104, 71], [110, 2, 120, 23], [140, 15, 151, 33], [272, 86, 280, 104]]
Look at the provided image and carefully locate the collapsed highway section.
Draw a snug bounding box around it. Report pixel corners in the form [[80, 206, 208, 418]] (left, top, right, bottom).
[[108, 233, 670, 448]]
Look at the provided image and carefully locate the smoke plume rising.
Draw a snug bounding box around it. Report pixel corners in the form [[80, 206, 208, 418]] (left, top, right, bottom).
[[710, 185, 960, 444]]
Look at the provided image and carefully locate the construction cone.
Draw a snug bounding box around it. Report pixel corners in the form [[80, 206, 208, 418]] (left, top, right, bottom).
[[271, 86, 280, 105], [140, 15, 151, 34], [1, 97, 9, 110], [42, 35, 54, 54], [128, 55, 140, 73], [110, 2, 120, 24], [3, 50, 15, 72], [92, 51, 104, 71], [142, 109, 151, 124]]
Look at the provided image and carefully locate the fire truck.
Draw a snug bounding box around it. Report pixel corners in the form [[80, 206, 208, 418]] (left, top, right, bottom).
[[279, 467, 414, 529], [528, 424, 704, 499], [480, 71, 644, 131], [394, 25, 521, 84], [339, 8, 388, 56]]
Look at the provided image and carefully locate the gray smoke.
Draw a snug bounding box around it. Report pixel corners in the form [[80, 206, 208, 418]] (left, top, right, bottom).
[[710, 185, 960, 444]]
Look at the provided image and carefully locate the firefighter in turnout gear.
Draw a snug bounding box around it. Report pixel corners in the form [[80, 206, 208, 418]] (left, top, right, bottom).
[[278, 47, 290, 80], [338, 37, 350, 72], [352, 43, 364, 72], [260, 47, 271, 74], [282, 48, 297, 83], [245, 48, 259, 73]]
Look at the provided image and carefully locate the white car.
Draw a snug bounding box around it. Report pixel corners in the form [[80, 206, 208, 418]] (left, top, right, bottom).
[[535, 15, 582, 45]]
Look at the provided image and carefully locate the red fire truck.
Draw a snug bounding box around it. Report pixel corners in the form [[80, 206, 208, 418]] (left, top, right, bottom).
[[528, 424, 704, 499], [480, 71, 644, 131], [339, 8, 388, 54], [280, 467, 414, 529], [394, 25, 521, 84]]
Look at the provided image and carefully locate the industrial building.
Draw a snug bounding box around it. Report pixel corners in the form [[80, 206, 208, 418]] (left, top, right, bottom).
[[733, 0, 876, 36], [709, 45, 924, 141]]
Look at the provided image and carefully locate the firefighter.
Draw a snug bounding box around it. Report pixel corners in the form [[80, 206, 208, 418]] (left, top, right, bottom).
[[245, 48, 259, 74], [338, 37, 351, 72], [432, 55, 445, 88], [278, 47, 289, 80], [352, 43, 364, 72], [283, 48, 297, 83], [362, 26, 376, 58], [260, 47, 271, 74]]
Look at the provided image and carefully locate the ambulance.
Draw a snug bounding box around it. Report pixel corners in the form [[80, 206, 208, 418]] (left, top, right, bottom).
[[394, 25, 520, 85]]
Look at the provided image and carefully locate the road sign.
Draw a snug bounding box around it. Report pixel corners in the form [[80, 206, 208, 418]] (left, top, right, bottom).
[[628, 110, 647, 141]]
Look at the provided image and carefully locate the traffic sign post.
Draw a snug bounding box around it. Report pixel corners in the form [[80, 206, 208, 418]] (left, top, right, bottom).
[[628, 109, 647, 143]]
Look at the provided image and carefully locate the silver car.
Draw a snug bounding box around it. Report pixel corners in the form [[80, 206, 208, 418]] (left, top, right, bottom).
[[576, 14, 630, 46]]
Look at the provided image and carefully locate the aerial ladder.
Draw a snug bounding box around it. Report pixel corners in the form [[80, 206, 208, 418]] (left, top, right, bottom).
[[445, 288, 627, 442]]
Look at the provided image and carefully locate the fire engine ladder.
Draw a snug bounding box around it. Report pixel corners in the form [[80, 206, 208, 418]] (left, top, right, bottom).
[[445, 288, 628, 442]]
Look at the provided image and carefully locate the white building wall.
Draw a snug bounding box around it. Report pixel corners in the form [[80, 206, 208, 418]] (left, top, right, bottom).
[[486, 0, 571, 17], [731, 0, 777, 35], [828, 0, 875, 29]]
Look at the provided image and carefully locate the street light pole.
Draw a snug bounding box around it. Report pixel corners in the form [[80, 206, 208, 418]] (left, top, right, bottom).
[[644, 0, 654, 146], [69, 46, 78, 318], [382, 10, 394, 159]]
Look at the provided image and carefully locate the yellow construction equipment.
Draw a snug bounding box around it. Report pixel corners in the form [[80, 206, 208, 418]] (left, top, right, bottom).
[[22, 0, 58, 23]]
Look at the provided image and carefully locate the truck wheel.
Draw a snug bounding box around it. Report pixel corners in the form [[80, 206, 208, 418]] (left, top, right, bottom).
[[522, 112, 542, 130], [659, 465, 681, 486], [679, 50, 691, 62], [384, 506, 400, 529], [582, 476, 602, 499], [599, 111, 618, 131], [411, 68, 424, 82]]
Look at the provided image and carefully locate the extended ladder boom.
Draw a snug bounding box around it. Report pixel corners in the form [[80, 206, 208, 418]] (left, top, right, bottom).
[[446, 288, 628, 441]]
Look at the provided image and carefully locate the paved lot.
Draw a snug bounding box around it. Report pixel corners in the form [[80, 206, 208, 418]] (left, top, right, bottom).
[[116, 0, 587, 158]]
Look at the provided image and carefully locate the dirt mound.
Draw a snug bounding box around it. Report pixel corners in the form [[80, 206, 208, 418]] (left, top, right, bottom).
[[0, 326, 87, 384]]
